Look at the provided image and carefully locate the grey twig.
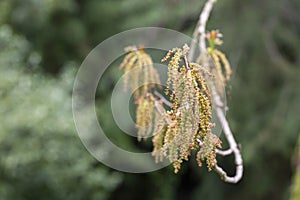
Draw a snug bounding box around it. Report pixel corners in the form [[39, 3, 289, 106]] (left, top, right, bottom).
[[193, 0, 243, 183]]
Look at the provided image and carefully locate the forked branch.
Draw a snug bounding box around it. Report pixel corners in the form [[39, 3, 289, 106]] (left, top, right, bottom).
[[189, 0, 217, 61], [119, 0, 243, 183], [191, 0, 243, 183]]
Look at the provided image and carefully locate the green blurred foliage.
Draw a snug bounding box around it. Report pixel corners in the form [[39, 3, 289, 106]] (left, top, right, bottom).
[[0, 0, 299, 200], [0, 26, 122, 200], [290, 135, 300, 200]]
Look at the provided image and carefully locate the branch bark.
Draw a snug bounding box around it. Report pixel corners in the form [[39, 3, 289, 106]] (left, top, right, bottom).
[[191, 0, 243, 183], [212, 84, 243, 183], [150, 92, 172, 125], [188, 0, 216, 61], [154, 100, 171, 125], [153, 90, 172, 108]]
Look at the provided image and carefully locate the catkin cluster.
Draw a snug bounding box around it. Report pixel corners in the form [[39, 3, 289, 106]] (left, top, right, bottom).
[[119, 41, 231, 173], [206, 30, 232, 95], [157, 45, 221, 172], [119, 46, 160, 101]]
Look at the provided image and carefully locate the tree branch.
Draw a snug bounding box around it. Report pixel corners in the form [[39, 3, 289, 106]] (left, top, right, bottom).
[[212, 84, 243, 183], [153, 90, 173, 108], [149, 92, 172, 125], [216, 148, 232, 156], [192, 0, 243, 183], [183, 55, 191, 70], [188, 0, 216, 61], [153, 100, 171, 125]]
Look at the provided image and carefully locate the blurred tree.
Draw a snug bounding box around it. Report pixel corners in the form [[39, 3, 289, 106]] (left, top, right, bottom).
[[0, 0, 299, 199], [3, 0, 204, 74], [290, 135, 300, 200], [0, 25, 122, 200]]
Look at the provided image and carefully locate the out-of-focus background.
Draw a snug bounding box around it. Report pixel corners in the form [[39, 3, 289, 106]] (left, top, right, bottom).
[[0, 0, 299, 199]]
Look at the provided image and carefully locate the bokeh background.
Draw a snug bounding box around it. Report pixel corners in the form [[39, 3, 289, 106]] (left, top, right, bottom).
[[0, 0, 300, 199]]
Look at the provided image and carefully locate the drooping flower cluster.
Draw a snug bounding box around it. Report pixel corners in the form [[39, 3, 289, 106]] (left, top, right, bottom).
[[119, 43, 226, 173], [205, 30, 232, 95], [158, 45, 221, 172], [119, 46, 161, 101]]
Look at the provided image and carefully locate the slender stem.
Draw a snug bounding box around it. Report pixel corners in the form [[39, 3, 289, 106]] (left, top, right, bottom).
[[189, 0, 217, 61], [214, 103, 243, 183], [211, 76, 243, 184], [216, 148, 232, 156], [154, 100, 171, 125], [149, 92, 172, 125], [183, 55, 190, 70], [198, 0, 216, 53], [153, 90, 173, 107], [192, 0, 243, 183]]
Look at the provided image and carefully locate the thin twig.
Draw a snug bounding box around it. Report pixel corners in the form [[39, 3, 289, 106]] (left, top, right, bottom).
[[183, 55, 191, 70], [210, 73, 243, 184], [216, 148, 232, 156], [149, 92, 172, 125], [198, 0, 216, 53], [188, 0, 216, 61], [153, 90, 173, 107], [154, 101, 171, 125], [192, 0, 243, 183]]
